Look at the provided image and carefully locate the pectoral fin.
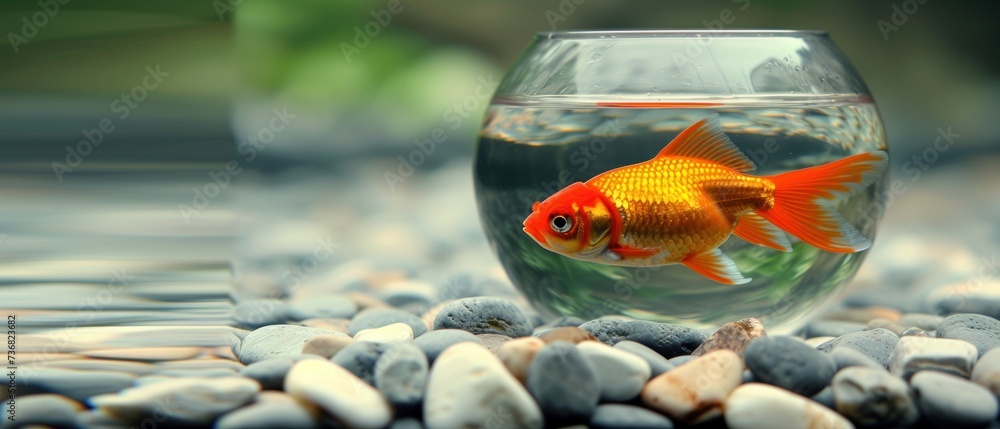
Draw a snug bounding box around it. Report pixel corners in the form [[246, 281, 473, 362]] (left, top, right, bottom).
[[608, 243, 658, 259], [681, 248, 751, 285]]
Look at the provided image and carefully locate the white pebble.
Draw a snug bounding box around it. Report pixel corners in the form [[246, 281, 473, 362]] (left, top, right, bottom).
[[577, 340, 651, 401], [285, 359, 392, 429], [726, 383, 854, 429], [353, 322, 414, 344]]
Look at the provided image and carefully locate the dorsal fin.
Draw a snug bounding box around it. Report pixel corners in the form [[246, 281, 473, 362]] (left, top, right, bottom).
[[655, 114, 756, 172]]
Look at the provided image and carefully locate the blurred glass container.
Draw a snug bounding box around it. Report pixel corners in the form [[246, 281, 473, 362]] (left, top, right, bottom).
[[474, 30, 888, 332]]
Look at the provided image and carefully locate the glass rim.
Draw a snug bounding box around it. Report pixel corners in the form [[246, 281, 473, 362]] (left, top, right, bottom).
[[537, 29, 828, 38]]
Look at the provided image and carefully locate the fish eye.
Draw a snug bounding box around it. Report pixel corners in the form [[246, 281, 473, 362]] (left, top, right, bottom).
[[549, 215, 572, 233]]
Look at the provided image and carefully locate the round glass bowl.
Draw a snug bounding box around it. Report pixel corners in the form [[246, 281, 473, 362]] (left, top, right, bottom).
[[473, 30, 888, 332]]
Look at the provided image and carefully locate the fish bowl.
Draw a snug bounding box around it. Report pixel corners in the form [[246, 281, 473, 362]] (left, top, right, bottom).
[[473, 30, 888, 333]]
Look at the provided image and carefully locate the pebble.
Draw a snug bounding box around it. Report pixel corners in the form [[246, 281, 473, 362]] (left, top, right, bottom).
[[299, 317, 352, 334], [332, 341, 390, 385], [477, 333, 514, 354], [239, 355, 325, 390], [803, 336, 836, 347], [433, 297, 533, 337], [527, 341, 600, 422], [888, 336, 978, 379], [374, 343, 429, 412], [744, 336, 837, 397], [420, 301, 450, 330], [805, 320, 867, 338], [666, 355, 696, 366], [641, 350, 742, 425], [8, 394, 84, 428], [589, 404, 675, 429], [350, 307, 429, 337], [498, 336, 546, 383], [285, 359, 392, 429], [725, 383, 853, 429], [354, 322, 415, 343], [301, 334, 354, 358], [233, 299, 294, 329], [910, 370, 999, 429], [579, 319, 706, 358], [288, 295, 357, 320], [412, 329, 483, 363], [811, 386, 836, 409], [17, 368, 136, 403], [691, 317, 766, 356], [238, 324, 350, 364], [829, 347, 884, 371], [577, 341, 651, 401], [927, 280, 1000, 319], [613, 340, 674, 377], [831, 366, 919, 427], [971, 347, 1000, 397], [537, 326, 597, 344], [390, 417, 426, 429], [816, 328, 899, 368], [900, 327, 929, 337], [898, 313, 942, 330], [424, 342, 543, 429], [936, 313, 1000, 358], [90, 377, 260, 426], [216, 392, 319, 429]]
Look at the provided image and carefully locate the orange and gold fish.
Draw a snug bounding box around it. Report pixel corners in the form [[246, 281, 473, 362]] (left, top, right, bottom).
[[522, 114, 888, 284]]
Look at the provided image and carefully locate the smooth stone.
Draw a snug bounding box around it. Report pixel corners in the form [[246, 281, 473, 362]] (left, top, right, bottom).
[[613, 340, 674, 377], [389, 417, 425, 429], [666, 355, 696, 366], [803, 336, 837, 347], [535, 317, 587, 331], [351, 307, 428, 337], [577, 341, 651, 401], [477, 334, 514, 355], [412, 329, 483, 363], [579, 319, 706, 358], [527, 342, 600, 422], [867, 318, 905, 335], [499, 337, 546, 383], [937, 313, 1000, 358], [420, 301, 450, 331], [9, 394, 84, 428], [80, 347, 203, 362], [805, 320, 867, 338], [16, 368, 136, 403], [745, 336, 837, 397], [216, 393, 319, 429], [971, 347, 1000, 397], [899, 313, 942, 330], [425, 342, 543, 429], [900, 327, 929, 337], [354, 322, 414, 344], [233, 299, 294, 329], [299, 317, 352, 334], [537, 326, 597, 344], [332, 341, 389, 385], [374, 343, 428, 412], [811, 386, 836, 409], [90, 377, 260, 425], [301, 334, 354, 358], [829, 347, 884, 371], [832, 366, 918, 427], [641, 350, 742, 425], [692, 318, 766, 357], [589, 404, 675, 429], [725, 383, 853, 429], [238, 324, 349, 364], [285, 359, 392, 429], [888, 336, 978, 379], [928, 280, 1000, 319], [288, 295, 357, 320], [910, 370, 999, 429], [239, 355, 325, 390], [433, 297, 533, 337], [816, 328, 899, 368]]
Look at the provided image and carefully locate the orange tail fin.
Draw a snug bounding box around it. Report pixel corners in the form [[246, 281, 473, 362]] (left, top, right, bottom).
[[756, 152, 888, 253]]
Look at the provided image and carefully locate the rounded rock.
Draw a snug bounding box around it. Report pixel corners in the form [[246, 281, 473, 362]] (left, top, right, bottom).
[[301, 334, 354, 358], [579, 319, 705, 358], [351, 307, 428, 337], [239, 355, 325, 390], [936, 313, 1000, 358], [238, 324, 349, 365], [537, 326, 597, 344], [577, 340, 651, 401], [433, 297, 533, 337], [10, 394, 84, 428], [726, 383, 853, 429], [641, 350, 742, 425], [832, 366, 919, 427], [971, 347, 1000, 397], [412, 329, 482, 363], [354, 322, 415, 344], [745, 335, 837, 397], [816, 328, 898, 368], [888, 335, 978, 379], [285, 359, 392, 429], [233, 299, 294, 329], [613, 340, 674, 377], [692, 317, 766, 356], [590, 404, 675, 429], [90, 377, 260, 426], [910, 370, 999, 429], [527, 341, 600, 422], [477, 333, 514, 354], [216, 392, 319, 429], [498, 336, 546, 383], [829, 347, 884, 371], [332, 341, 390, 385], [374, 343, 429, 412]]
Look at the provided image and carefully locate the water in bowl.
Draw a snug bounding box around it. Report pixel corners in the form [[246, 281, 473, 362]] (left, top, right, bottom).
[[474, 95, 887, 332]]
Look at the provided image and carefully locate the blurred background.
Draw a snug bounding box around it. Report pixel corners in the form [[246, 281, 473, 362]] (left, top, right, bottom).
[[0, 0, 998, 348]]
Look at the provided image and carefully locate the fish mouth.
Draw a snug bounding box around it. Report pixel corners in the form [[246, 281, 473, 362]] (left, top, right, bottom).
[[522, 213, 548, 245]]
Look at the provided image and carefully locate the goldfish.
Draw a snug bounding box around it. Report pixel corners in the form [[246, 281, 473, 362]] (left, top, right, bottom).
[[522, 114, 888, 284]]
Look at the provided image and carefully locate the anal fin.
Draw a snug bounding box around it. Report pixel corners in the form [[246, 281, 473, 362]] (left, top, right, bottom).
[[733, 213, 792, 252], [681, 248, 751, 285]]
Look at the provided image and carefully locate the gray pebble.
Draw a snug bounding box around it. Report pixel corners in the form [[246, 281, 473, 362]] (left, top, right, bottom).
[[332, 341, 391, 385], [805, 320, 867, 338], [911, 370, 999, 429], [816, 328, 899, 368], [17, 368, 136, 403], [433, 297, 533, 337], [745, 336, 837, 397], [215, 396, 318, 429], [232, 299, 294, 329], [238, 324, 349, 365], [937, 313, 1000, 358], [666, 355, 696, 367], [527, 342, 600, 422], [829, 347, 884, 371], [8, 394, 83, 428], [239, 355, 324, 390], [811, 386, 836, 409], [613, 340, 674, 377], [578, 319, 706, 358], [477, 334, 514, 355], [350, 308, 428, 337], [288, 295, 357, 320], [832, 366, 918, 427], [375, 343, 429, 412], [412, 329, 483, 363], [381, 290, 436, 315], [889, 336, 978, 379], [590, 404, 675, 429], [931, 289, 1000, 319]]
